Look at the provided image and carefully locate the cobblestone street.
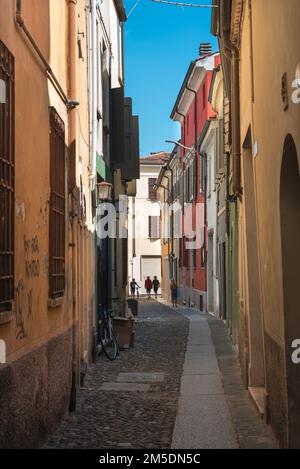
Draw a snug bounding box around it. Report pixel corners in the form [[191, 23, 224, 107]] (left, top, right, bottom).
[[46, 300, 189, 449], [45, 299, 278, 449]]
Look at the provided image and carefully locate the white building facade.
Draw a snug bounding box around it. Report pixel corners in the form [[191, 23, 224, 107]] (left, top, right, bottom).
[[128, 153, 169, 295]]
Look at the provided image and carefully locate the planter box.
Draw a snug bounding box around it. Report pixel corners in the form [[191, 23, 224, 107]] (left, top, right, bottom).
[[113, 317, 135, 348]]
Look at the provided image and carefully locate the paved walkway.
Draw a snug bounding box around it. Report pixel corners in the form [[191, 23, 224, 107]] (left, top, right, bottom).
[[45, 299, 278, 449], [158, 298, 278, 449], [170, 306, 238, 448]]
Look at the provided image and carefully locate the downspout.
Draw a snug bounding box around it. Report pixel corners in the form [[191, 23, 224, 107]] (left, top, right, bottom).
[[90, 0, 97, 190], [219, 0, 241, 197], [15, 0, 73, 109], [68, 0, 78, 412]]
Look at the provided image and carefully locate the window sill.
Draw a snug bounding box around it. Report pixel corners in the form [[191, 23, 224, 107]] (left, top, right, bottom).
[[48, 297, 64, 309], [0, 310, 14, 326]]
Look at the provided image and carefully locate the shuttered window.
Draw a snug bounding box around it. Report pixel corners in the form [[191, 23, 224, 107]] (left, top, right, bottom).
[[49, 107, 66, 298], [148, 215, 160, 239], [0, 41, 14, 312], [148, 178, 157, 200]]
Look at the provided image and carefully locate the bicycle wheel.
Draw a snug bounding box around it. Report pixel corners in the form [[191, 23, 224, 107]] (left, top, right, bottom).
[[99, 322, 119, 360]]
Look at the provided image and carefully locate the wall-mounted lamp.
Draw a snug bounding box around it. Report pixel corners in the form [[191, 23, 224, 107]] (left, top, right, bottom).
[[97, 181, 113, 203]]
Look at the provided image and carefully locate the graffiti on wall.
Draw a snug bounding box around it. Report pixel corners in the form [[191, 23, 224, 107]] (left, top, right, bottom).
[[15, 280, 34, 340], [15, 236, 39, 339], [24, 236, 40, 278]]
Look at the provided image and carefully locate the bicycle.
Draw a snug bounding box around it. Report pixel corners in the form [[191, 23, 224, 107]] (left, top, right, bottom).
[[98, 307, 119, 361]]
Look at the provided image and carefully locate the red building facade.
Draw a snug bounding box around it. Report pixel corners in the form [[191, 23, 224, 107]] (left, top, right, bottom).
[[171, 51, 220, 310]]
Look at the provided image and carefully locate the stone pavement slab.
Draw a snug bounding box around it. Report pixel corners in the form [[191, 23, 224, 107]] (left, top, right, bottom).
[[172, 395, 238, 449], [117, 372, 165, 383], [100, 382, 151, 392], [180, 374, 224, 395]]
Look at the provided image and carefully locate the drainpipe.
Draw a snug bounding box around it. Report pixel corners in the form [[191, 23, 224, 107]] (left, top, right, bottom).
[[219, 0, 241, 197], [68, 0, 78, 412], [90, 0, 97, 190], [15, 0, 75, 109]]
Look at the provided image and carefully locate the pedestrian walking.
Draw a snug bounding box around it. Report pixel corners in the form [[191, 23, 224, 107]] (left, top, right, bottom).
[[170, 278, 178, 308], [144, 276, 152, 299], [152, 276, 160, 299], [130, 278, 140, 297]]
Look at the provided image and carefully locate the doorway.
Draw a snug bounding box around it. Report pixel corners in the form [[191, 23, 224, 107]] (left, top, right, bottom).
[[280, 134, 300, 448], [219, 242, 227, 320], [207, 232, 214, 313]]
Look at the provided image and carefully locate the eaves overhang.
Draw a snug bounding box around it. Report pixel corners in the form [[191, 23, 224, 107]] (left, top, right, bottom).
[[230, 0, 243, 46], [170, 54, 217, 122], [113, 0, 127, 22]]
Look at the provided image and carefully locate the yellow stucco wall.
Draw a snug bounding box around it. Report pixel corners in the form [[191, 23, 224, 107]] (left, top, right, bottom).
[[239, 0, 300, 347]]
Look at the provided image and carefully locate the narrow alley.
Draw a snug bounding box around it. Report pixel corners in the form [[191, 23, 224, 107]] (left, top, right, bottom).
[[1, 0, 300, 455], [45, 300, 277, 450]]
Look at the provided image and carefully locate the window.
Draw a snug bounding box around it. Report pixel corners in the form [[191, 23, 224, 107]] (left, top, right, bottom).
[[207, 155, 211, 197], [49, 107, 66, 298], [218, 118, 225, 173], [200, 152, 206, 193], [184, 237, 189, 269], [203, 83, 206, 109], [192, 249, 197, 269], [0, 41, 14, 312], [189, 160, 195, 201], [148, 178, 157, 200], [184, 170, 189, 202], [148, 215, 160, 239]]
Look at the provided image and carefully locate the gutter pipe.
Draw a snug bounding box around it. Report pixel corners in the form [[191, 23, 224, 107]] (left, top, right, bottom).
[[16, 0, 77, 109], [90, 0, 97, 190]]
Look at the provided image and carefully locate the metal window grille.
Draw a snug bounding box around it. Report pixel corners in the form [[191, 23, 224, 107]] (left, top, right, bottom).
[[0, 41, 15, 312], [49, 107, 66, 298]]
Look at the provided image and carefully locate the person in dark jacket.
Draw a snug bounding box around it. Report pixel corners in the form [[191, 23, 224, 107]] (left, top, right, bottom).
[[144, 276, 152, 299], [152, 276, 160, 299]]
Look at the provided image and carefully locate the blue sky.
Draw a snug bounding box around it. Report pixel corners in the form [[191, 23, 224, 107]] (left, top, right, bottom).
[[123, 0, 218, 156]]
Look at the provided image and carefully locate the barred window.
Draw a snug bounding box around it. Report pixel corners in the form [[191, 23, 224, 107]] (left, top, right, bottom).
[[0, 41, 15, 312], [49, 107, 66, 298]]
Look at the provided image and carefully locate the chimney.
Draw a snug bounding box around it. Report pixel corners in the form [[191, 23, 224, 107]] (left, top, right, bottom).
[[199, 43, 212, 57]]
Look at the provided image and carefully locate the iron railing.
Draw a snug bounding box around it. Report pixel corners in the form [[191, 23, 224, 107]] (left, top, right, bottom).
[[0, 41, 15, 312], [49, 107, 66, 298]]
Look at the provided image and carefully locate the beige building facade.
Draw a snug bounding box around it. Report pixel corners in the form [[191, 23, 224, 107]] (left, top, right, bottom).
[[0, 0, 96, 448], [213, 0, 300, 447]]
